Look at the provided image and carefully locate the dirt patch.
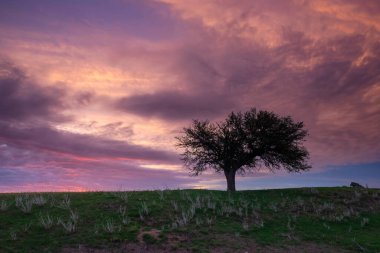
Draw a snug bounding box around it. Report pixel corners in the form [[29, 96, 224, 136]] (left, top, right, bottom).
[[257, 242, 353, 253], [61, 231, 192, 253], [167, 233, 189, 246], [203, 234, 354, 253], [209, 241, 354, 253], [62, 241, 353, 253], [61, 243, 191, 253], [137, 228, 161, 243], [61, 231, 354, 253]]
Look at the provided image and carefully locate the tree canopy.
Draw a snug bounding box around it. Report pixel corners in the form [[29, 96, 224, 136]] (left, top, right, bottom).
[[176, 108, 310, 191]]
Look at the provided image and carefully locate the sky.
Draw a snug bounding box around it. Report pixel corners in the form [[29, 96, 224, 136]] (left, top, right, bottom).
[[0, 0, 379, 192]]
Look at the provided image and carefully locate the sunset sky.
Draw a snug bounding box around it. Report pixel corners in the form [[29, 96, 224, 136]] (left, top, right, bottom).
[[1, 0, 379, 192]]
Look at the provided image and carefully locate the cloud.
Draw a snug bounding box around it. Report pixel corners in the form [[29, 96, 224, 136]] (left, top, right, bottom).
[[116, 90, 235, 121], [0, 160, 196, 192], [0, 60, 177, 163], [112, 2, 380, 168], [0, 122, 178, 163], [0, 60, 67, 122], [160, 0, 380, 43]]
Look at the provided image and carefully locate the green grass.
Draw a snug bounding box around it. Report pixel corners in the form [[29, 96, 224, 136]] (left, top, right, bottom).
[[0, 187, 379, 252]]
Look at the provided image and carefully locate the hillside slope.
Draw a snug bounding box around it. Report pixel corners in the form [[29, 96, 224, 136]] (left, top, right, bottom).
[[0, 187, 379, 252]]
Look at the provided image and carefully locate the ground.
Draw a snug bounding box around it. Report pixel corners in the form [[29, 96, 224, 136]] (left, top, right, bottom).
[[0, 187, 379, 252]]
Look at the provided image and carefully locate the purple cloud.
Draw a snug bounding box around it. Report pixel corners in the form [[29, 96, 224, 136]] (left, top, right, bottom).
[[0, 60, 66, 122], [0, 122, 178, 163], [117, 90, 236, 121]]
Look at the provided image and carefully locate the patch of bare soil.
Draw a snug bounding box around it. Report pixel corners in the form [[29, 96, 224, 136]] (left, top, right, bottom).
[[62, 231, 191, 253], [137, 228, 161, 243], [259, 243, 353, 253], [209, 242, 354, 253], [204, 234, 353, 253], [61, 233, 353, 253], [167, 233, 189, 246], [62, 241, 353, 253], [62, 243, 191, 253]]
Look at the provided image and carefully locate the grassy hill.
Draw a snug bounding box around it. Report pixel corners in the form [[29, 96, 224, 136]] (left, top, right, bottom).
[[0, 187, 379, 253]]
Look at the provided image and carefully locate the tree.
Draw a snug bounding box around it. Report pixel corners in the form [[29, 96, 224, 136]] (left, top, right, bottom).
[[176, 108, 310, 192]]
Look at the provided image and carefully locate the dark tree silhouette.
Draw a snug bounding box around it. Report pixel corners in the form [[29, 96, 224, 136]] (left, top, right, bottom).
[[176, 108, 310, 191]]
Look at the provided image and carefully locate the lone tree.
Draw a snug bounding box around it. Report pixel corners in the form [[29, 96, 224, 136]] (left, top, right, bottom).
[[176, 108, 310, 192]]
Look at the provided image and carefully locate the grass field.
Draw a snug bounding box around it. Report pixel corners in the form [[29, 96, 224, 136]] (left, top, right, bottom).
[[0, 187, 379, 252]]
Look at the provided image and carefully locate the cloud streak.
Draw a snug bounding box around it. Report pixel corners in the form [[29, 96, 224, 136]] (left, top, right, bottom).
[[0, 122, 178, 163], [117, 90, 235, 121]]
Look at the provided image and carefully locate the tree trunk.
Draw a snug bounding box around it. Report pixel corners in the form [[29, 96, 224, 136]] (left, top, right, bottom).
[[224, 169, 236, 192]]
